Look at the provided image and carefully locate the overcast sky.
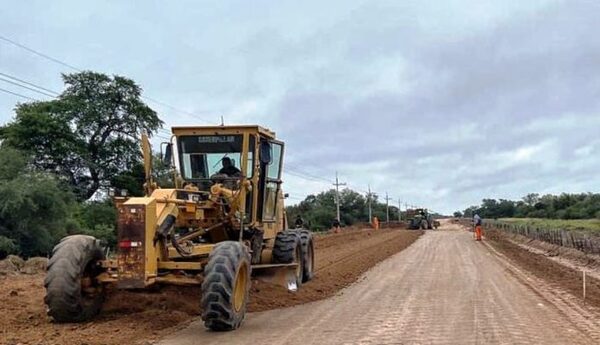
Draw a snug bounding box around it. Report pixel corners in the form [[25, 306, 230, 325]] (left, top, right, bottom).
[[1, 0, 599, 214]]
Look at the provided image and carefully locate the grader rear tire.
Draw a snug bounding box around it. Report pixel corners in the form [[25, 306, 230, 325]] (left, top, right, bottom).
[[297, 230, 315, 283], [44, 235, 105, 323], [201, 241, 251, 331], [272, 230, 304, 287]]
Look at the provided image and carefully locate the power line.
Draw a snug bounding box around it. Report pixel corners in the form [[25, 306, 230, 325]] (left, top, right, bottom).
[[286, 164, 334, 184], [141, 96, 216, 125], [0, 76, 57, 98], [0, 72, 60, 95], [0, 33, 217, 124], [0, 87, 39, 101], [286, 163, 366, 193], [0, 34, 82, 72], [285, 170, 332, 185], [287, 193, 310, 199], [346, 183, 369, 194]]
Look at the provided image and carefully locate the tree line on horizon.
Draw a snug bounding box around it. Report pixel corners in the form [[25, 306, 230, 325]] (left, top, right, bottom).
[[455, 193, 600, 220], [285, 189, 400, 231]]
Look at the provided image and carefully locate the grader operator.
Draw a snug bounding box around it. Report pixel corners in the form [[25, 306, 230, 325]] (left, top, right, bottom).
[[44, 125, 315, 331]]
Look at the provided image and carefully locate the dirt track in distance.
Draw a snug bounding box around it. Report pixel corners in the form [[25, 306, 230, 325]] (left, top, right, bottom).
[[0, 228, 421, 345]]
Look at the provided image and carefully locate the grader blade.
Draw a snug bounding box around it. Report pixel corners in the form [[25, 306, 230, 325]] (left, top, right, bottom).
[[252, 263, 299, 292]]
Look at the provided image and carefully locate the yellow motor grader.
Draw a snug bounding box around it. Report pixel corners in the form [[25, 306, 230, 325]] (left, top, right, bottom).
[[44, 125, 315, 331]]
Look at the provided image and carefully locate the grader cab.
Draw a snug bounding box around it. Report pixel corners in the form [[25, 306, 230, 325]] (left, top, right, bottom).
[[44, 125, 315, 331]]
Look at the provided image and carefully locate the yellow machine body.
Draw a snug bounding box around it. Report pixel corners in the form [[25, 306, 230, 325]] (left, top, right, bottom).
[[99, 125, 292, 288]]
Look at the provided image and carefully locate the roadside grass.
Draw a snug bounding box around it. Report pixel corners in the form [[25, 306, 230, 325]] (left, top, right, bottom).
[[498, 218, 600, 234]]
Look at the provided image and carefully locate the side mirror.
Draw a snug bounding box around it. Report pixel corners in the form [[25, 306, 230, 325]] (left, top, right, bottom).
[[284, 193, 289, 198], [164, 143, 173, 165], [260, 141, 272, 164], [162, 143, 173, 166]]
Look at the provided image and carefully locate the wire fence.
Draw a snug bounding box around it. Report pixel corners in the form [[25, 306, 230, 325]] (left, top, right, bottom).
[[483, 219, 600, 256]]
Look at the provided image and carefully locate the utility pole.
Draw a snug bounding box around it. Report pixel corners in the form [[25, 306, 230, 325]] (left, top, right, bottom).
[[366, 185, 377, 223], [385, 192, 390, 223], [333, 171, 346, 222], [367, 185, 373, 223], [398, 199, 402, 221]]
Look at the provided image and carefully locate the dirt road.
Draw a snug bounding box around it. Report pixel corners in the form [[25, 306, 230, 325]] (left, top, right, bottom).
[[0, 228, 420, 345], [160, 221, 600, 345]]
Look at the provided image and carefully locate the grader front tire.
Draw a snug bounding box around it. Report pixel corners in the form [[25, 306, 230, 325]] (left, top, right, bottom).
[[297, 230, 315, 283], [273, 231, 304, 287], [201, 241, 251, 331], [44, 235, 106, 323]]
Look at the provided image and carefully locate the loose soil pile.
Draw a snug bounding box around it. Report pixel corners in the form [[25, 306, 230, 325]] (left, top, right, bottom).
[[486, 229, 600, 309], [0, 256, 47, 276], [0, 228, 422, 345]]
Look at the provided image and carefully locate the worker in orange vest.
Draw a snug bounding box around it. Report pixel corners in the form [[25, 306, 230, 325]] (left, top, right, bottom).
[[332, 218, 341, 233], [474, 213, 483, 241], [372, 216, 379, 230]]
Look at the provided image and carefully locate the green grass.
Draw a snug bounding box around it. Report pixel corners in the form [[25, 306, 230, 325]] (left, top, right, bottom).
[[497, 218, 600, 234]]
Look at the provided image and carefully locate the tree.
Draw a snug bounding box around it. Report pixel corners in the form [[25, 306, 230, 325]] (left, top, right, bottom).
[[462, 192, 600, 220], [0, 146, 126, 256], [285, 187, 395, 231], [522, 193, 539, 207], [0, 236, 17, 259], [453, 211, 463, 218], [462, 206, 478, 218], [75, 200, 118, 248], [110, 162, 146, 197], [0, 71, 163, 200], [0, 147, 77, 257]]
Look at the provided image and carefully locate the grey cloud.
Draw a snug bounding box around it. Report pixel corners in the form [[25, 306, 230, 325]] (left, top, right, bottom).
[[2, 1, 600, 213]]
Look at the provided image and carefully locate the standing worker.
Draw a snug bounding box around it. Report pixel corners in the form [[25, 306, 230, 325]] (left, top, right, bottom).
[[372, 216, 380, 230], [295, 214, 305, 229], [473, 213, 483, 241], [332, 218, 341, 233]]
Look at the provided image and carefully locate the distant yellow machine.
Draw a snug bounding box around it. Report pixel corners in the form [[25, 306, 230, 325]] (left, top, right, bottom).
[[44, 125, 315, 331]]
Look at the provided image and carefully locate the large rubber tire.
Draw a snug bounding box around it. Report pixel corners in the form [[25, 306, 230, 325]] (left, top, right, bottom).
[[272, 230, 304, 287], [297, 229, 315, 283], [44, 235, 105, 323], [201, 241, 251, 331], [420, 220, 427, 230]]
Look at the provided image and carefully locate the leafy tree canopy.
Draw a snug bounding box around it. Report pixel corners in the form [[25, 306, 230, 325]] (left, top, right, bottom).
[[458, 192, 600, 220], [286, 188, 400, 231], [0, 71, 163, 200]]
